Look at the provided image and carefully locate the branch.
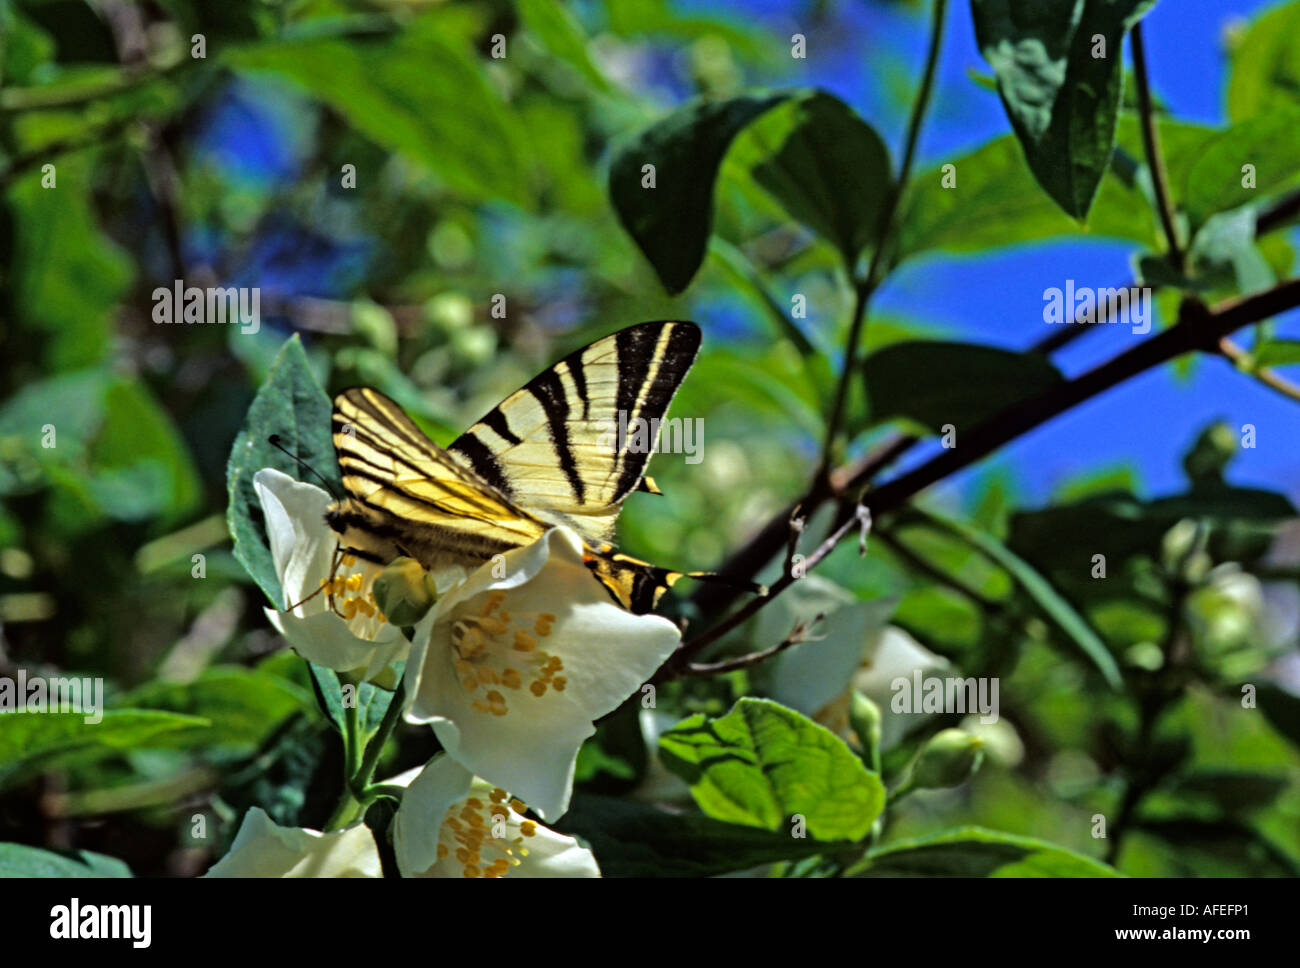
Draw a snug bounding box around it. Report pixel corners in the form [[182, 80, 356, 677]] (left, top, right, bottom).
[[665, 279, 1300, 677], [680, 612, 827, 678], [1217, 337, 1300, 404], [692, 186, 1300, 618]]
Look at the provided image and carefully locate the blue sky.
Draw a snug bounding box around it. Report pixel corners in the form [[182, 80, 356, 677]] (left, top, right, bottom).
[[685, 0, 1300, 507]]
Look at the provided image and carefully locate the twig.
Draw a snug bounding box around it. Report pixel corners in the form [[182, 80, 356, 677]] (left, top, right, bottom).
[[1217, 337, 1300, 404], [874, 528, 1001, 611], [1131, 23, 1184, 272], [684, 612, 827, 677]]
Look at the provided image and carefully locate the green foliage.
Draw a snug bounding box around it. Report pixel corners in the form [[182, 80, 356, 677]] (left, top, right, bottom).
[[1, 0, 1298, 882], [659, 698, 885, 841], [851, 827, 1123, 877], [552, 794, 832, 877], [0, 711, 209, 792]]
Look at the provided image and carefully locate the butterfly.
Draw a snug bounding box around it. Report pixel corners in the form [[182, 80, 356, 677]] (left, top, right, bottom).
[[323, 320, 749, 614]]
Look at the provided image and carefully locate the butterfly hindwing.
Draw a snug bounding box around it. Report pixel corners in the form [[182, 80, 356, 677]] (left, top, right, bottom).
[[330, 387, 545, 568]]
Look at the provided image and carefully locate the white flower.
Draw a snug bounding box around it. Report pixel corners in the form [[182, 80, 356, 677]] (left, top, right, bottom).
[[404, 526, 681, 820], [390, 756, 599, 878], [203, 807, 381, 878], [854, 625, 949, 749], [254, 468, 411, 683]]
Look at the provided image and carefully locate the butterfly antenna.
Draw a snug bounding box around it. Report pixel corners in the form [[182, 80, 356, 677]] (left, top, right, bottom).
[[267, 434, 340, 499]]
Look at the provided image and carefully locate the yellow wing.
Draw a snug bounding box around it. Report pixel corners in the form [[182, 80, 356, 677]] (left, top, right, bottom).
[[330, 387, 545, 565]]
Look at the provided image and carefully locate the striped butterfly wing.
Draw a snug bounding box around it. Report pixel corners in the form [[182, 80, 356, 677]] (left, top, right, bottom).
[[447, 320, 702, 546], [331, 388, 546, 565]]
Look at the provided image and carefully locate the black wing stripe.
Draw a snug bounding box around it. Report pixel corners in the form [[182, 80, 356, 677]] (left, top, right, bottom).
[[527, 369, 585, 505], [612, 322, 700, 501], [449, 432, 516, 500], [481, 407, 522, 446], [562, 359, 590, 421]]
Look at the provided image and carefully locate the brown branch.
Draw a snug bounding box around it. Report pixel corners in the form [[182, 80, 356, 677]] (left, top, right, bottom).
[[681, 612, 827, 678], [1217, 337, 1300, 404], [665, 279, 1300, 678]]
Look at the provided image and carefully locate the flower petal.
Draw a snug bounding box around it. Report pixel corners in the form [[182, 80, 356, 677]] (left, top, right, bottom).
[[253, 468, 335, 610], [203, 807, 380, 878], [391, 757, 476, 876], [267, 607, 410, 680]]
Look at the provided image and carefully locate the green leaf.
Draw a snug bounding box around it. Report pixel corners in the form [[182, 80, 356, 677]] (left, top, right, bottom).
[[226, 334, 338, 608], [1226, 0, 1300, 122], [862, 340, 1063, 436], [308, 663, 396, 737], [516, 0, 610, 91], [896, 127, 1177, 261], [971, 0, 1155, 218], [0, 844, 132, 878], [851, 826, 1123, 877], [0, 710, 210, 791], [913, 507, 1124, 688], [658, 697, 885, 841], [227, 11, 531, 207], [122, 666, 312, 751], [1252, 339, 1300, 368], [551, 794, 833, 877], [1181, 107, 1300, 226], [746, 91, 891, 264], [609, 92, 790, 293]]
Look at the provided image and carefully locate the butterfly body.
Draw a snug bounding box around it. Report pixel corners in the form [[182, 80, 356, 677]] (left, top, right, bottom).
[[326, 321, 705, 613]]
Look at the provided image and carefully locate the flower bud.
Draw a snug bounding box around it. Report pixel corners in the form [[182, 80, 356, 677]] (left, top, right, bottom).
[[849, 690, 882, 772], [372, 556, 438, 626], [912, 728, 984, 790]]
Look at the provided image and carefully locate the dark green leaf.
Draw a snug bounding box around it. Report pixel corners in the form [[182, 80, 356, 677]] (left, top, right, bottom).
[[971, 0, 1155, 218], [551, 794, 836, 877], [1257, 684, 1300, 750], [225, 334, 338, 608], [862, 340, 1063, 436], [609, 92, 789, 293], [1252, 339, 1300, 368], [659, 697, 885, 840], [748, 91, 891, 264], [852, 826, 1122, 876]]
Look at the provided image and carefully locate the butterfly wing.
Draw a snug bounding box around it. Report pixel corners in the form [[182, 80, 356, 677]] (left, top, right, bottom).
[[330, 387, 545, 567], [448, 320, 701, 545]]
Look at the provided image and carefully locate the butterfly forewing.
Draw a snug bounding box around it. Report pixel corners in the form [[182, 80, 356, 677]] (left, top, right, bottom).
[[448, 320, 700, 545]]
